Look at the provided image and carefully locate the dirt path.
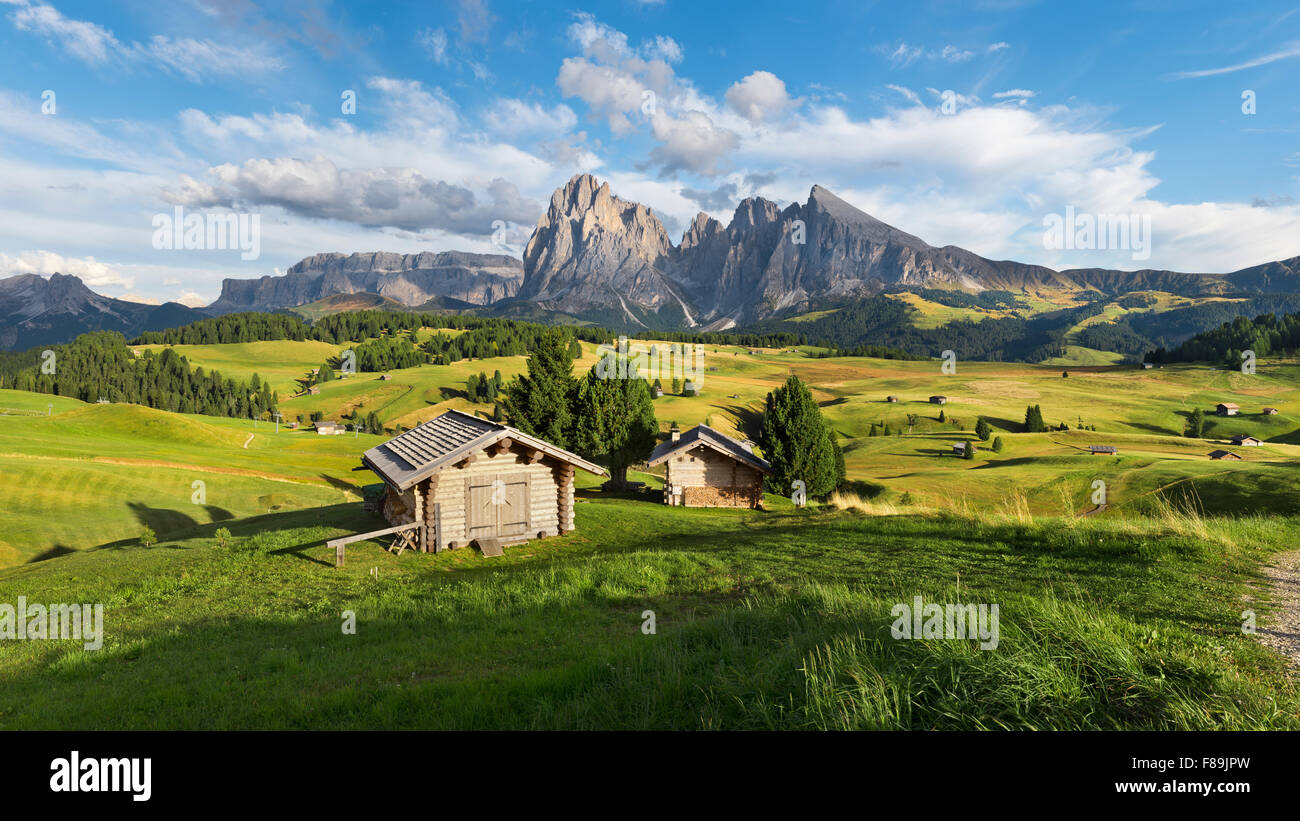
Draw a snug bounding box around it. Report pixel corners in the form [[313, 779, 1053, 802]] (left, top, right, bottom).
[[242, 433, 254, 449], [1257, 550, 1300, 674]]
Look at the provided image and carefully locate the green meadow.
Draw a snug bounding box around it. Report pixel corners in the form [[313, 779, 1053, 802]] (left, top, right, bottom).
[[1, 492, 1296, 729], [2, 335, 1299, 730]]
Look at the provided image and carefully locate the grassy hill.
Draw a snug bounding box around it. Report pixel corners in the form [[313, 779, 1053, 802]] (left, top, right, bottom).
[[1, 491, 1296, 730], [8, 339, 1300, 566], [3, 332, 1300, 730]]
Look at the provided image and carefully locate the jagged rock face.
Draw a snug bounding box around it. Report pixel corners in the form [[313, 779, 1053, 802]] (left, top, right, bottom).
[[518, 175, 686, 325], [519, 174, 1045, 327], [209, 251, 523, 314]]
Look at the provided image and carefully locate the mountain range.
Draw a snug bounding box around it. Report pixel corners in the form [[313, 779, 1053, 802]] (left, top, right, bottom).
[[515, 175, 1300, 330], [0, 273, 206, 351], [4, 173, 1300, 351]]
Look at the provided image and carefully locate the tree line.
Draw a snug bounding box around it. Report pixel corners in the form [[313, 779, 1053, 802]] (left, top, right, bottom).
[[0, 331, 277, 419]]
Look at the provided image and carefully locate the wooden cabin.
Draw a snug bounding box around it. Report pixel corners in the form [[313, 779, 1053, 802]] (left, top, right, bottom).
[[1089, 445, 1117, 455], [1263, 407, 1279, 415], [316, 421, 345, 435], [1216, 402, 1239, 416], [648, 424, 771, 508], [951, 441, 968, 455], [1208, 450, 1241, 460], [361, 410, 606, 553], [886, 395, 900, 403], [929, 395, 948, 405], [1230, 434, 1263, 446]]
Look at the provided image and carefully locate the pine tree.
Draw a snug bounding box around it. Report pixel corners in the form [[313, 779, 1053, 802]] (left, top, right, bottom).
[[1185, 407, 1205, 438], [759, 375, 843, 497], [962, 439, 975, 459], [992, 436, 1004, 453], [975, 417, 992, 441], [1024, 404, 1046, 433], [568, 367, 658, 487], [938, 409, 946, 423], [502, 328, 577, 448]]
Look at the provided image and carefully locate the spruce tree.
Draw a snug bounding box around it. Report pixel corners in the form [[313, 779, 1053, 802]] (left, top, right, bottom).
[[759, 375, 843, 497], [975, 417, 992, 441], [502, 327, 577, 448], [568, 367, 658, 487]]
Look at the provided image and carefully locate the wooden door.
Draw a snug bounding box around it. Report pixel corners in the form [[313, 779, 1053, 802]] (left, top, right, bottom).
[[465, 474, 531, 540], [466, 477, 498, 541], [499, 478, 530, 538]]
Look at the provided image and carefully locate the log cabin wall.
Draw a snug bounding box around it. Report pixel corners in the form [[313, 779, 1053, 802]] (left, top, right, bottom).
[[423, 447, 562, 551], [666, 447, 765, 508]]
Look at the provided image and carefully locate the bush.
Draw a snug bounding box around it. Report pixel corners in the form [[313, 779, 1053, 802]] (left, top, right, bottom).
[[214, 527, 232, 548], [140, 526, 157, 547]]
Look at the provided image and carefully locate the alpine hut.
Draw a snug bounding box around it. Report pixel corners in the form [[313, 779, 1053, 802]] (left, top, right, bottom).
[[648, 424, 771, 508], [357, 410, 606, 556]]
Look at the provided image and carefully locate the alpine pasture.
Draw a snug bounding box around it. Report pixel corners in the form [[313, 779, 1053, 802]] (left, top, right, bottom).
[[1, 332, 1298, 729]]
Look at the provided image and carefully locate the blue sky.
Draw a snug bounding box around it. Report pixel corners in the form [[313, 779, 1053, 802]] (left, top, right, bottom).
[[0, 0, 1298, 305]]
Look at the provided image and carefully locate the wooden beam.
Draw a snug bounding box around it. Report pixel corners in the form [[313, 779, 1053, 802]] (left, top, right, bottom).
[[459, 452, 478, 468], [493, 438, 514, 455], [329, 522, 420, 567], [527, 448, 544, 463]]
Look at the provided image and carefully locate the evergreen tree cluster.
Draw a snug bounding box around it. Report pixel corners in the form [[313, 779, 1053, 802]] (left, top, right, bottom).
[[1147, 311, 1300, 368], [0, 331, 277, 419], [501, 328, 657, 486], [353, 336, 428, 371], [466, 370, 504, 403], [1023, 404, 1047, 433], [133, 312, 311, 345]]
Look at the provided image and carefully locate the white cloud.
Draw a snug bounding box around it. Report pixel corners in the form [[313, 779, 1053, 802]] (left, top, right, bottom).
[[174, 291, 207, 308], [0, 250, 134, 288], [886, 85, 923, 106], [3, 0, 283, 81], [417, 27, 449, 64], [1171, 41, 1300, 79], [486, 99, 578, 137], [725, 71, 797, 124], [993, 89, 1036, 99], [877, 41, 1006, 67], [117, 293, 161, 305], [649, 111, 738, 177]]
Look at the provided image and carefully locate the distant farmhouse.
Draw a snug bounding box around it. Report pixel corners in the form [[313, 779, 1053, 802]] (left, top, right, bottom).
[[1141, 362, 1154, 369], [929, 395, 948, 405], [307, 386, 320, 395], [649, 424, 772, 509], [1209, 450, 1242, 460], [1216, 402, 1239, 416], [1263, 407, 1279, 415], [1089, 445, 1117, 455], [886, 395, 900, 403], [1230, 434, 1263, 446], [951, 441, 968, 455], [356, 410, 607, 558], [316, 421, 346, 435]]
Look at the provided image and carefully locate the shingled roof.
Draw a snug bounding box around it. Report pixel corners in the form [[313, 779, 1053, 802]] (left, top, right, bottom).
[[362, 409, 606, 490], [648, 424, 772, 474]]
